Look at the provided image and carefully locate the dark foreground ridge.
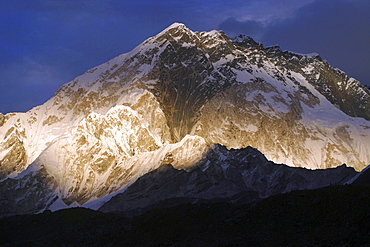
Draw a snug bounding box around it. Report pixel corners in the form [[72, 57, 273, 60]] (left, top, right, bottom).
[[1, 184, 370, 246], [98, 145, 357, 216]]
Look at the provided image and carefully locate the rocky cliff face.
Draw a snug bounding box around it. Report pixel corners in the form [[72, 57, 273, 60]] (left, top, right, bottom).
[[0, 23, 369, 216]]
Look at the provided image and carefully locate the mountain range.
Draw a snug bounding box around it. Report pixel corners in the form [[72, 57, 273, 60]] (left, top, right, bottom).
[[0, 23, 369, 217]]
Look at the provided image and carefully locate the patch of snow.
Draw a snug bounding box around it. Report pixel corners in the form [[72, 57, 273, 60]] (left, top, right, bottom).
[[232, 69, 254, 83], [302, 65, 315, 74], [46, 197, 71, 212], [13, 162, 40, 180]]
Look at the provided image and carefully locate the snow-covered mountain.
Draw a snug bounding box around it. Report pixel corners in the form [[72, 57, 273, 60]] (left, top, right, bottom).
[[0, 23, 369, 216]]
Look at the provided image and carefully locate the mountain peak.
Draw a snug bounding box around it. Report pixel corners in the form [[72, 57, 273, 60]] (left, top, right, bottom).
[[155, 22, 190, 38], [166, 22, 187, 30], [232, 34, 263, 49]]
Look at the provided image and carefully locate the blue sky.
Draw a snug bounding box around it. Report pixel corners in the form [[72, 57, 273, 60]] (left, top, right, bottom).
[[0, 0, 369, 113]]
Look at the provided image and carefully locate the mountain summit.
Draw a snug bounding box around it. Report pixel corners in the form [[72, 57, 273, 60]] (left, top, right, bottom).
[[0, 23, 369, 216]]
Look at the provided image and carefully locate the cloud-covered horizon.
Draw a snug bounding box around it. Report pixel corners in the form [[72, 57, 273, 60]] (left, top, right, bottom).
[[1, 0, 369, 113]]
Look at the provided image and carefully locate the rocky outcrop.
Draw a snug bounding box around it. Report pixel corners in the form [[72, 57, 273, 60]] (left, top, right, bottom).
[[0, 125, 28, 179], [0, 165, 57, 217], [0, 113, 4, 127]]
